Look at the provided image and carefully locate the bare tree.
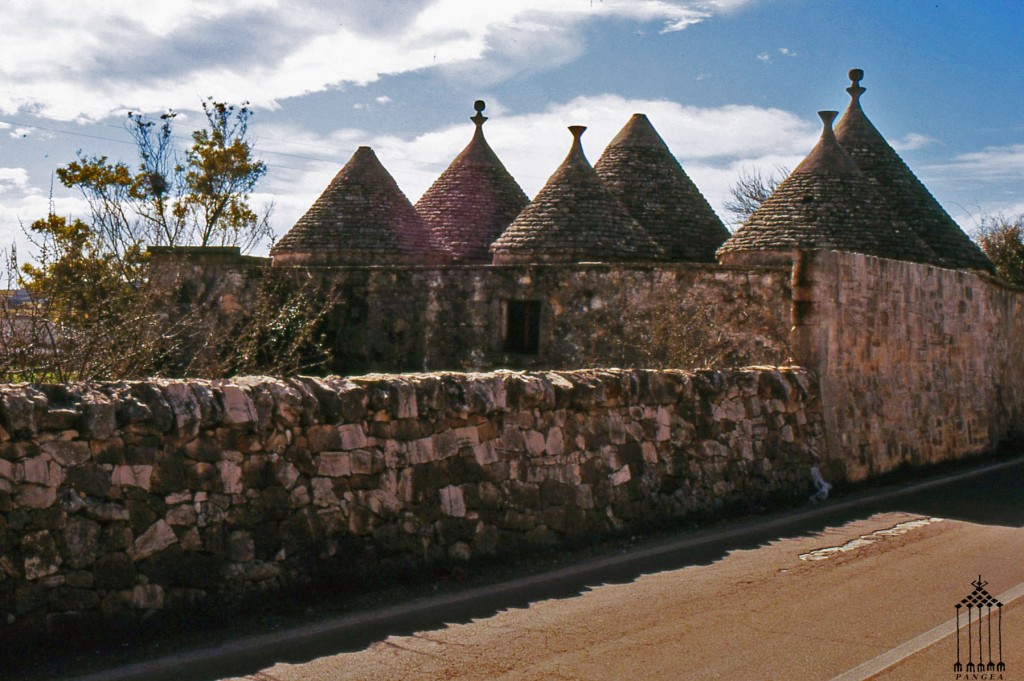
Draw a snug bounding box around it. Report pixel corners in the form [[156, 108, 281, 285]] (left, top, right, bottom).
[[723, 165, 789, 227]]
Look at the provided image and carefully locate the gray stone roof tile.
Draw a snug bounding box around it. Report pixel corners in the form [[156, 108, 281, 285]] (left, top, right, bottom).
[[594, 113, 729, 262], [835, 69, 994, 272], [717, 111, 938, 264], [491, 126, 664, 264], [271, 146, 448, 266]]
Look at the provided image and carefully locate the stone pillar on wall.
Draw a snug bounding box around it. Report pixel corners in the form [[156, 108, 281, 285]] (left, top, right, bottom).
[[787, 250, 845, 482]]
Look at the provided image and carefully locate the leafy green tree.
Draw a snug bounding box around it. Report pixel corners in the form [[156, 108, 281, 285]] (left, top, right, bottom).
[[5, 100, 273, 381], [976, 214, 1024, 286], [52, 99, 270, 284]]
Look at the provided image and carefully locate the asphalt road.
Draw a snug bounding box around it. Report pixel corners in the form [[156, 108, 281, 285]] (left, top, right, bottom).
[[60, 454, 1024, 681]]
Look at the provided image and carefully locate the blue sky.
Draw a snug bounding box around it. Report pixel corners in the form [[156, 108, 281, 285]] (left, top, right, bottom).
[[1, 0, 1022, 258]]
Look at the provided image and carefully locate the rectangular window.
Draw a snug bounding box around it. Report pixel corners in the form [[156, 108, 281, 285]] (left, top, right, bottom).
[[504, 300, 541, 354]]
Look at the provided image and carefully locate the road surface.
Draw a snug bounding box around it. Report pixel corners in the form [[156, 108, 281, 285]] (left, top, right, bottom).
[[62, 456, 1024, 681], [226, 512, 1022, 680], [220, 458, 1024, 681]]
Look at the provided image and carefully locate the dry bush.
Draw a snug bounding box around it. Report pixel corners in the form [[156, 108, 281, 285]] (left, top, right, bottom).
[[595, 283, 790, 370]]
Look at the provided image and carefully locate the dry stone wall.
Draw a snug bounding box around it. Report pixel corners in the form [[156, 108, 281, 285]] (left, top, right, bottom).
[[0, 367, 822, 633], [792, 250, 1024, 482], [154, 250, 793, 376]]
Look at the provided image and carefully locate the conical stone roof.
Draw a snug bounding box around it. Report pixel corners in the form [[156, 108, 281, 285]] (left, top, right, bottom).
[[835, 69, 994, 272], [717, 111, 937, 265], [490, 126, 664, 264], [271, 146, 447, 266], [594, 113, 729, 262], [415, 101, 529, 263]]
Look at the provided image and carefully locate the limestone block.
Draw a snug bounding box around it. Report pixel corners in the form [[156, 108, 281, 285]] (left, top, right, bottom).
[[20, 455, 49, 484], [311, 477, 339, 507], [42, 440, 91, 467], [274, 460, 301, 489], [217, 460, 243, 494], [0, 388, 40, 437], [440, 485, 466, 517], [574, 484, 595, 509], [397, 468, 415, 503], [263, 380, 304, 428], [130, 520, 177, 561], [22, 530, 61, 580], [523, 430, 545, 456], [65, 464, 112, 498], [83, 499, 130, 522], [166, 504, 197, 526], [393, 381, 418, 419], [351, 449, 374, 475], [508, 374, 555, 409], [498, 423, 525, 451], [406, 437, 435, 465], [162, 383, 202, 439], [545, 427, 564, 456], [219, 384, 257, 427], [366, 490, 402, 517], [432, 429, 460, 459], [338, 424, 368, 450], [473, 442, 499, 466], [63, 516, 101, 569], [641, 442, 658, 464], [318, 452, 352, 477], [15, 485, 56, 509], [82, 395, 117, 440], [132, 584, 165, 610], [609, 465, 631, 486], [112, 465, 153, 490], [781, 425, 796, 443], [452, 426, 480, 449]]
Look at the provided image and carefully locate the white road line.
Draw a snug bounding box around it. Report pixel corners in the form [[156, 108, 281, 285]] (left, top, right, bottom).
[[831, 581, 1024, 681]]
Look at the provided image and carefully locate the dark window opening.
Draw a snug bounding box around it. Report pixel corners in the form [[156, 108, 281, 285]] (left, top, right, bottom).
[[504, 300, 541, 354]]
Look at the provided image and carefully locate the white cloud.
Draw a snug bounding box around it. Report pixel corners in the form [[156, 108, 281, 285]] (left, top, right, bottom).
[[0, 168, 30, 191], [891, 132, 937, 152], [375, 96, 393, 105], [0, 1, 754, 120], [778, 47, 796, 57], [928, 144, 1024, 180], [757, 52, 771, 62], [0, 190, 89, 261], [258, 94, 817, 239]]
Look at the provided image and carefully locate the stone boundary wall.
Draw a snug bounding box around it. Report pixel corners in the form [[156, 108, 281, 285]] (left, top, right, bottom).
[[152, 250, 793, 375], [792, 250, 1024, 482], [0, 368, 822, 634]]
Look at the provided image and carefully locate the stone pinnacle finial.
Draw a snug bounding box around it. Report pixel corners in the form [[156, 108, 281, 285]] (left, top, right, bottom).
[[471, 99, 488, 128], [818, 110, 838, 138], [568, 125, 587, 157], [847, 68, 866, 102]]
